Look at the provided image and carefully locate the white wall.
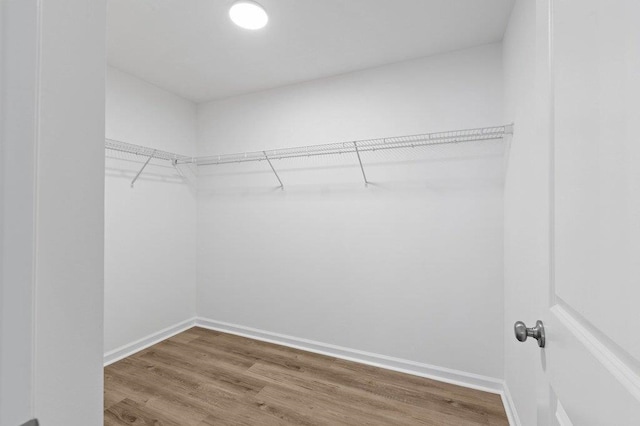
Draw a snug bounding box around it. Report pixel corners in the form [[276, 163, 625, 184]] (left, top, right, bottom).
[[104, 67, 198, 356], [196, 44, 506, 380], [199, 44, 504, 154], [2, 1, 106, 425], [502, 1, 550, 424], [1, 1, 39, 424], [34, 0, 106, 423], [1, 0, 108, 424]]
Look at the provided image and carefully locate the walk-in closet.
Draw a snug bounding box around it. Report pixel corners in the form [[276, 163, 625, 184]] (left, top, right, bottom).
[[2, 1, 639, 425]]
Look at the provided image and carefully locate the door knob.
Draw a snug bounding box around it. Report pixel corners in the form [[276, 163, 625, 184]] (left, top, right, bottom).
[[514, 320, 545, 348]]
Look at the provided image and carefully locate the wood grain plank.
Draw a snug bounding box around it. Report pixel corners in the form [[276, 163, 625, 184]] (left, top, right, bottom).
[[246, 361, 480, 426], [105, 398, 183, 426], [104, 327, 508, 425]]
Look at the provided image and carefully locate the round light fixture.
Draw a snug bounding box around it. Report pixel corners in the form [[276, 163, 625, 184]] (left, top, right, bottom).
[[229, 1, 268, 30]]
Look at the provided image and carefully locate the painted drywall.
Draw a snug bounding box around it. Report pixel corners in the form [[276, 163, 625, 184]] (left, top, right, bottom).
[[196, 44, 505, 380], [30, 0, 106, 424], [0, 1, 39, 424], [502, 1, 550, 424], [104, 67, 198, 355]]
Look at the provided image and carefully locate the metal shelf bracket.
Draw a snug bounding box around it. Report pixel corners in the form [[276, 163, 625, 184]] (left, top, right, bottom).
[[353, 141, 368, 186], [263, 151, 284, 189], [131, 150, 156, 188]]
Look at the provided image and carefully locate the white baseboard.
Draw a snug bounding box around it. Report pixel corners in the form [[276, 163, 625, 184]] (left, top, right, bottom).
[[501, 381, 521, 426], [195, 317, 504, 395], [103, 317, 197, 366]]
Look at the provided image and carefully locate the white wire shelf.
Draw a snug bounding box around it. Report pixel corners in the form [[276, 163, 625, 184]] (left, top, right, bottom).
[[105, 138, 192, 163], [105, 125, 512, 188], [189, 125, 512, 166], [105, 138, 193, 187]]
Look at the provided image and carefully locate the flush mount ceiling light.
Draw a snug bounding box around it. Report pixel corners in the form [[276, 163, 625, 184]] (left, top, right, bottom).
[[229, 1, 268, 30]]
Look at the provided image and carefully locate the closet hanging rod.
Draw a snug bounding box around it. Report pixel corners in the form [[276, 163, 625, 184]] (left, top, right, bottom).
[[185, 124, 512, 166]]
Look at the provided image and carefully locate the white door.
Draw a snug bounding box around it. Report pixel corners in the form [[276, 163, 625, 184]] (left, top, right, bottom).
[[538, 0, 640, 424]]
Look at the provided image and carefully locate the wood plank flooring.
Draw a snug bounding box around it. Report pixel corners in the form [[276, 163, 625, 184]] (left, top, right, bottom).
[[104, 327, 508, 425]]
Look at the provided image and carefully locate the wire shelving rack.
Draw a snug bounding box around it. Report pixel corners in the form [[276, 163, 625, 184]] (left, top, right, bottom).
[[105, 138, 193, 187], [105, 124, 512, 188]]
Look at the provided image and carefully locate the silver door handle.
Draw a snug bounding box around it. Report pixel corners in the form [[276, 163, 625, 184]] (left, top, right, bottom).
[[514, 320, 545, 348]]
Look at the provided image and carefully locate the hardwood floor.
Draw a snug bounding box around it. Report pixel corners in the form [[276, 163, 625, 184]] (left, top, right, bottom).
[[104, 327, 508, 425]]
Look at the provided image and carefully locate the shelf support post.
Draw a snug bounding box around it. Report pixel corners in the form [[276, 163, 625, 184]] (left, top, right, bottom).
[[131, 150, 156, 188], [354, 141, 368, 186], [263, 151, 284, 189]]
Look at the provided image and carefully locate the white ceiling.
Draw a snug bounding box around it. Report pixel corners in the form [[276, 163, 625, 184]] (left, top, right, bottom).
[[107, 0, 514, 103]]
